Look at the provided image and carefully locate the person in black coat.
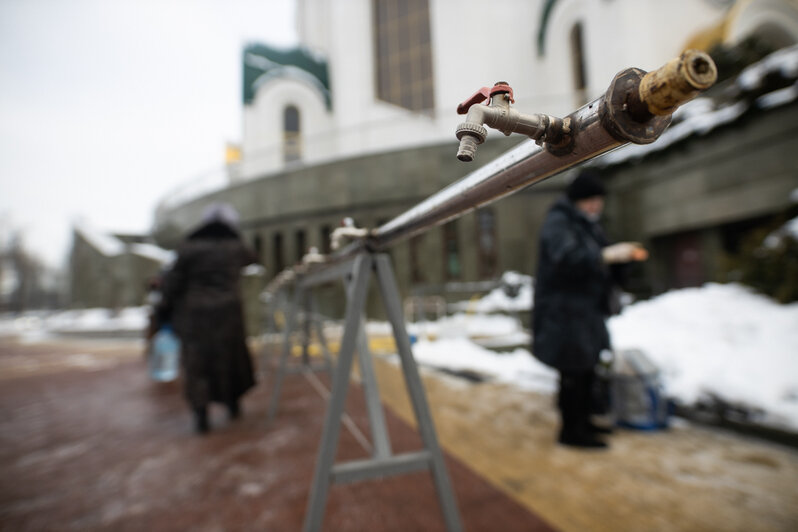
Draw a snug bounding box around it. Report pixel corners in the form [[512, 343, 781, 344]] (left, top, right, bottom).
[[532, 170, 647, 448], [159, 203, 258, 434]]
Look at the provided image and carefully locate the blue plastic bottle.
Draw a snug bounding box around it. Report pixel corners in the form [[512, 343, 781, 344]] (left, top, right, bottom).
[[150, 324, 180, 382]]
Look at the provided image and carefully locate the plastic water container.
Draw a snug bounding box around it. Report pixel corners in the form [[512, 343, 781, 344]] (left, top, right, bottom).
[[149, 325, 180, 382]]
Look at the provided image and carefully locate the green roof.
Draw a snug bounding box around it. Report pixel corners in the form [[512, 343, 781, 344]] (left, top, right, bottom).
[[537, 0, 558, 57], [242, 43, 331, 109]]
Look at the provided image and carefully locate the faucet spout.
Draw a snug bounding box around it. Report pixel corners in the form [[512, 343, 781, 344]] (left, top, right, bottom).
[[455, 82, 569, 161], [457, 134, 481, 162]]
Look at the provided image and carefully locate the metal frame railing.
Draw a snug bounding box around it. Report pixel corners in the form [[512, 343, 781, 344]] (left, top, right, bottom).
[[267, 50, 718, 292], [261, 51, 718, 532]]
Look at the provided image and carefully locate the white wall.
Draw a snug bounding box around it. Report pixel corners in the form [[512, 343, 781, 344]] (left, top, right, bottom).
[[296, 0, 330, 55], [538, 0, 727, 113]]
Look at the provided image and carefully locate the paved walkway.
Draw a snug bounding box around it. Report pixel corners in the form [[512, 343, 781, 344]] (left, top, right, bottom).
[[0, 338, 552, 531], [370, 355, 798, 532], [3, 336, 798, 531]]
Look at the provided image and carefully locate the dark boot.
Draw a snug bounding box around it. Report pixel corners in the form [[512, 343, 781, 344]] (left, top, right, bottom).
[[558, 431, 608, 448], [558, 371, 608, 449], [226, 399, 241, 420], [588, 421, 614, 435], [194, 406, 209, 434]]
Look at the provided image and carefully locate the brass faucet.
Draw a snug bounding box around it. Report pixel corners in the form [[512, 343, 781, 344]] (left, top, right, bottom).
[[455, 82, 569, 161]]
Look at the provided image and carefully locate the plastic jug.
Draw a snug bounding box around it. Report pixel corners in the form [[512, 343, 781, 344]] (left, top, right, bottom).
[[149, 324, 180, 382]]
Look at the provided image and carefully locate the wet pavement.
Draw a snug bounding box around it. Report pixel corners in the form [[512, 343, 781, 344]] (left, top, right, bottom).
[[0, 338, 553, 531], [371, 356, 798, 532]]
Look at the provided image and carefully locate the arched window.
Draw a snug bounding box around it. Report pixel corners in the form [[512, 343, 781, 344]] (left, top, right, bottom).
[[570, 22, 588, 106], [283, 105, 301, 163]]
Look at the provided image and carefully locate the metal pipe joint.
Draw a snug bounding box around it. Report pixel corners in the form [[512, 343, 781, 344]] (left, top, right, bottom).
[[601, 49, 718, 144]]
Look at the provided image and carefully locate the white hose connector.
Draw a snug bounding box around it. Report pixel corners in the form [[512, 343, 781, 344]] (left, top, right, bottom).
[[331, 220, 370, 250], [302, 246, 326, 264]]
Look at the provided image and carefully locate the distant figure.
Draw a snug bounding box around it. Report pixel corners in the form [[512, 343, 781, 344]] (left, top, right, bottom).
[[532, 170, 647, 449], [159, 203, 258, 434]]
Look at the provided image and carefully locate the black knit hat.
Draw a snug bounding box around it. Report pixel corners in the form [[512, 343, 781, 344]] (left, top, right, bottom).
[[567, 170, 606, 201]]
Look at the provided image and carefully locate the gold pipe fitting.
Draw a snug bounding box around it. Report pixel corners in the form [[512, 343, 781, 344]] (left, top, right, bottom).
[[639, 49, 718, 116]]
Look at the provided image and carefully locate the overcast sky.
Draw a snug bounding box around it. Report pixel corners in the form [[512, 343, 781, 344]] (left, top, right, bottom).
[[0, 0, 298, 267]]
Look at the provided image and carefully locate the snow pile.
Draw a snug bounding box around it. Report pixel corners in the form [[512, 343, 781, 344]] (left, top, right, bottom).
[[130, 243, 175, 264], [410, 337, 557, 393], [764, 215, 798, 249], [755, 83, 798, 110], [736, 43, 798, 92], [597, 99, 748, 167], [73, 220, 173, 263], [0, 307, 150, 339], [409, 312, 522, 340], [608, 283, 798, 430], [46, 307, 149, 334], [74, 221, 125, 257], [450, 271, 533, 314]]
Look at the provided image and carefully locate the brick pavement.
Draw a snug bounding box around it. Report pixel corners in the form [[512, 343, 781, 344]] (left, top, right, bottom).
[[0, 339, 555, 531]]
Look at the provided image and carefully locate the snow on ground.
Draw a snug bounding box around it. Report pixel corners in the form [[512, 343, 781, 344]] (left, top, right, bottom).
[[2, 281, 797, 430], [764, 215, 798, 249], [449, 271, 533, 314], [409, 312, 525, 340], [0, 307, 149, 341], [410, 337, 557, 394]]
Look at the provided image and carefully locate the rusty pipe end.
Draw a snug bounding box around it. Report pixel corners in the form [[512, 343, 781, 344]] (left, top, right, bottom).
[[638, 49, 718, 116], [682, 50, 718, 90]]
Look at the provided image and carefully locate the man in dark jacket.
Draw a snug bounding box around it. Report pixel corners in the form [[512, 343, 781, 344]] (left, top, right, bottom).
[[160, 203, 258, 434], [532, 170, 646, 448]]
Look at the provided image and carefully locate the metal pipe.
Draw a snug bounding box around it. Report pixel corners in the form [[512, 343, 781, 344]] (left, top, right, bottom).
[[268, 50, 717, 290], [373, 102, 607, 250], [371, 50, 716, 251]]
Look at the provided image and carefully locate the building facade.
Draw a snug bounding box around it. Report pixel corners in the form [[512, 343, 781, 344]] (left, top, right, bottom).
[[152, 0, 798, 313]]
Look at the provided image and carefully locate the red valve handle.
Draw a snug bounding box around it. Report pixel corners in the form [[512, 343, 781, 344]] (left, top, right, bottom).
[[457, 87, 491, 114], [457, 84, 515, 114]]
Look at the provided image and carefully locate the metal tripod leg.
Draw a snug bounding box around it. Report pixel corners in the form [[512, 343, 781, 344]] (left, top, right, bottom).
[[303, 253, 462, 531], [304, 254, 373, 532], [355, 323, 392, 459], [340, 269, 394, 461], [373, 254, 463, 532]]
